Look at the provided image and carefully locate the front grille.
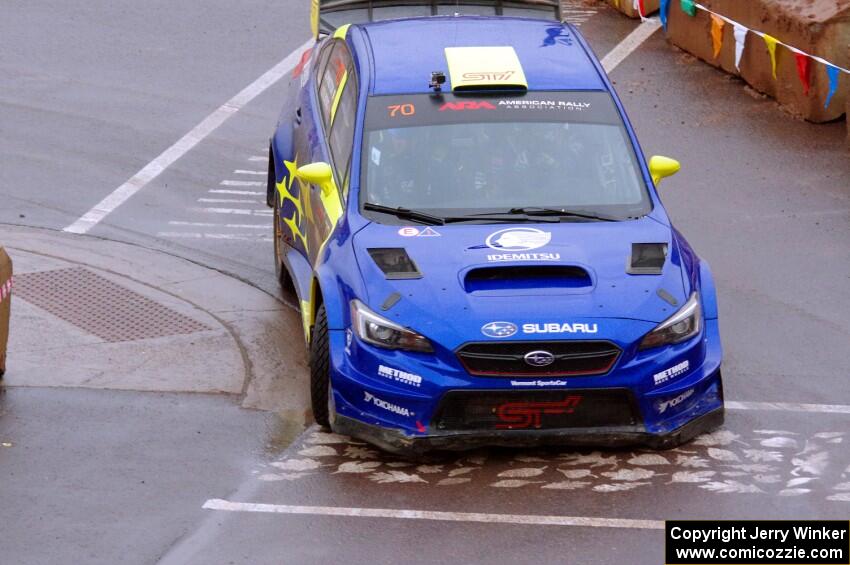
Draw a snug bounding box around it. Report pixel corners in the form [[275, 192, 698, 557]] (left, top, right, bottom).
[[432, 389, 637, 431], [457, 341, 620, 377]]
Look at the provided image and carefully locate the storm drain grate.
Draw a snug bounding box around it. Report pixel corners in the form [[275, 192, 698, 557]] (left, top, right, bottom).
[[13, 267, 211, 342]]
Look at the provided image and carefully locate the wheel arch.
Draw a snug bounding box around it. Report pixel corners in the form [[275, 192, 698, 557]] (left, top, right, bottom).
[[698, 260, 719, 320], [304, 266, 346, 344]]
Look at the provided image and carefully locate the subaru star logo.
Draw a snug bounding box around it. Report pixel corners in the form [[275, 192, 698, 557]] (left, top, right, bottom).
[[524, 350, 556, 367], [481, 321, 517, 338], [485, 228, 551, 251]]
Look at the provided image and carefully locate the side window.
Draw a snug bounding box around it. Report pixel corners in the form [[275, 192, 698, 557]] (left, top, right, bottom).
[[318, 43, 350, 130], [328, 67, 357, 193]]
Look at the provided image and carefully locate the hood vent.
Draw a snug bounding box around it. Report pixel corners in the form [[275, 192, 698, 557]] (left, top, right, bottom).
[[628, 243, 668, 275], [464, 265, 592, 293], [368, 248, 421, 280]]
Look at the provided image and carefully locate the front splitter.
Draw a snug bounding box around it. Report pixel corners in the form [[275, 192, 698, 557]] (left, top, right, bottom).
[[331, 406, 725, 456]]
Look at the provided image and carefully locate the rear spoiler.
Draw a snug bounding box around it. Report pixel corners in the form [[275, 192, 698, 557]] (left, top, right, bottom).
[[311, 0, 562, 37]]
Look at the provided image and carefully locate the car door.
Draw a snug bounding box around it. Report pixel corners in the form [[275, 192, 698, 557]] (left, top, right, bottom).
[[292, 37, 357, 268]]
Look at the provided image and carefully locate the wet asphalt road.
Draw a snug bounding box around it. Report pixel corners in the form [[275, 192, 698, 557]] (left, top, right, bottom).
[[1, 1, 849, 564]]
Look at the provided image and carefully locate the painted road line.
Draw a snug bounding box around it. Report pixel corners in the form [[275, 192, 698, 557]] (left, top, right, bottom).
[[168, 221, 267, 229], [221, 180, 264, 187], [209, 189, 264, 195], [233, 169, 265, 176], [158, 232, 272, 241], [727, 401, 850, 414], [63, 38, 312, 234], [195, 207, 272, 216], [198, 198, 261, 204], [248, 156, 266, 161], [202, 500, 664, 530], [601, 18, 662, 73]]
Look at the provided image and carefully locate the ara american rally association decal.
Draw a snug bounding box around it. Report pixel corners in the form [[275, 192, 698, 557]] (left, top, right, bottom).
[[498, 99, 591, 112]]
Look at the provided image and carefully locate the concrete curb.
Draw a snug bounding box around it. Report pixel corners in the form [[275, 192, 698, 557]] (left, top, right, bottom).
[[665, 0, 849, 124], [1, 225, 309, 415], [602, 0, 659, 19]]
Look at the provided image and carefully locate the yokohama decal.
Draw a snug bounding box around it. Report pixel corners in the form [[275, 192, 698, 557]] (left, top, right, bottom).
[[495, 396, 582, 429]]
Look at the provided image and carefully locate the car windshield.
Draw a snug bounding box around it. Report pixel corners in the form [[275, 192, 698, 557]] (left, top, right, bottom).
[[361, 91, 651, 222]]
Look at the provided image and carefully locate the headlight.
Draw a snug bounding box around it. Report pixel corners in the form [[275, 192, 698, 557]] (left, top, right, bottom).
[[639, 292, 702, 350], [350, 299, 433, 353]]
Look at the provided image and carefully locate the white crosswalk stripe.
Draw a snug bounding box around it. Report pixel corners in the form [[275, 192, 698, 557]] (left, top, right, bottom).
[[194, 207, 272, 216], [198, 198, 262, 204], [157, 232, 272, 241], [158, 154, 275, 245], [209, 189, 264, 195], [169, 221, 268, 229], [221, 179, 264, 187]]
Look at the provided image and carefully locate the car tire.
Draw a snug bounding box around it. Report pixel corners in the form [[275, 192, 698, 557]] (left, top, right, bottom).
[[310, 304, 332, 429]]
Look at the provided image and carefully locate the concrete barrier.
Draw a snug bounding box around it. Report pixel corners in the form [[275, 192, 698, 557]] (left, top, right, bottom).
[[666, 0, 850, 123], [603, 0, 659, 18]]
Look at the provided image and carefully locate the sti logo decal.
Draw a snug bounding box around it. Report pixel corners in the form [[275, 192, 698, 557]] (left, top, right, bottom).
[[439, 101, 497, 111], [461, 71, 516, 82], [495, 396, 582, 429]]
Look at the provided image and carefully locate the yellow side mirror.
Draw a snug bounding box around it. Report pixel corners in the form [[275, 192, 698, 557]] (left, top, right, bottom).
[[294, 162, 333, 185], [648, 156, 681, 186]]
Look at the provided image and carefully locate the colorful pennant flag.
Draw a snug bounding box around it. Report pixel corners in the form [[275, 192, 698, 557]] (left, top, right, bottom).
[[710, 15, 725, 59], [660, 0, 670, 30], [794, 53, 811, 96], [733, 24, 747, 71], [762, 34, 779, 79], [825, 65, 840, 109], [680, 0, 696, 17]]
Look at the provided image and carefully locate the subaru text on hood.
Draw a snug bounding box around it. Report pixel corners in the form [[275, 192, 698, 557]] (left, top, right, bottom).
[[267, 0, 724, 454]]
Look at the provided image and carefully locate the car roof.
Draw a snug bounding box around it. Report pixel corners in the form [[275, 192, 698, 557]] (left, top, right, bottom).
[[352, 16, 607, 95]]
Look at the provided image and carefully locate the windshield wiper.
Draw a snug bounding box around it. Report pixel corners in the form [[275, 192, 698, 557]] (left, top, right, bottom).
[[363, 203, 558, 225], [446, 213, 560, 223], [363, 203, 445, 225], [507, 207, 618, 222]]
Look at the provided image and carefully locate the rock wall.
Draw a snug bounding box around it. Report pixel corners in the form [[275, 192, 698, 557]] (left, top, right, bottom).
[[665, 0, 850, 123]]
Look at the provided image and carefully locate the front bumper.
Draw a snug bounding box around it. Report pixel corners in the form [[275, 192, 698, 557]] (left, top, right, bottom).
[[332, 403, 725, 455], [330, 318, 725, 454]]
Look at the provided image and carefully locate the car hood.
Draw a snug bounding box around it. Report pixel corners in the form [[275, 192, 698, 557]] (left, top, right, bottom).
[[352, 218, 687, 343]]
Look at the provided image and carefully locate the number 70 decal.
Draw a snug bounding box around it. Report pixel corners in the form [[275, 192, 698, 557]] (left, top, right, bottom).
[[387, 103, 415, 117]]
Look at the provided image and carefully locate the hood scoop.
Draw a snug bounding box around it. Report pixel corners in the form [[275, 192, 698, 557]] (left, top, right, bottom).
[[464, 265, 592, 294], [628, 243, 668, 275], [368, 248, 421, 280]]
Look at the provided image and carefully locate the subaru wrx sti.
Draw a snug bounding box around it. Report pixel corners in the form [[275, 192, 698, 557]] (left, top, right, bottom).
[[268, 0, 724, 453]]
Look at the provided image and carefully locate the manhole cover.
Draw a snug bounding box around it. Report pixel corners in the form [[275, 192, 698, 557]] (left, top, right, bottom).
[[14, 267, 211, 342]]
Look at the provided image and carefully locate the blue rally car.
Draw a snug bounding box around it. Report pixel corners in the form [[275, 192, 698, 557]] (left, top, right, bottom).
[[268, 0, 724, 453]]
